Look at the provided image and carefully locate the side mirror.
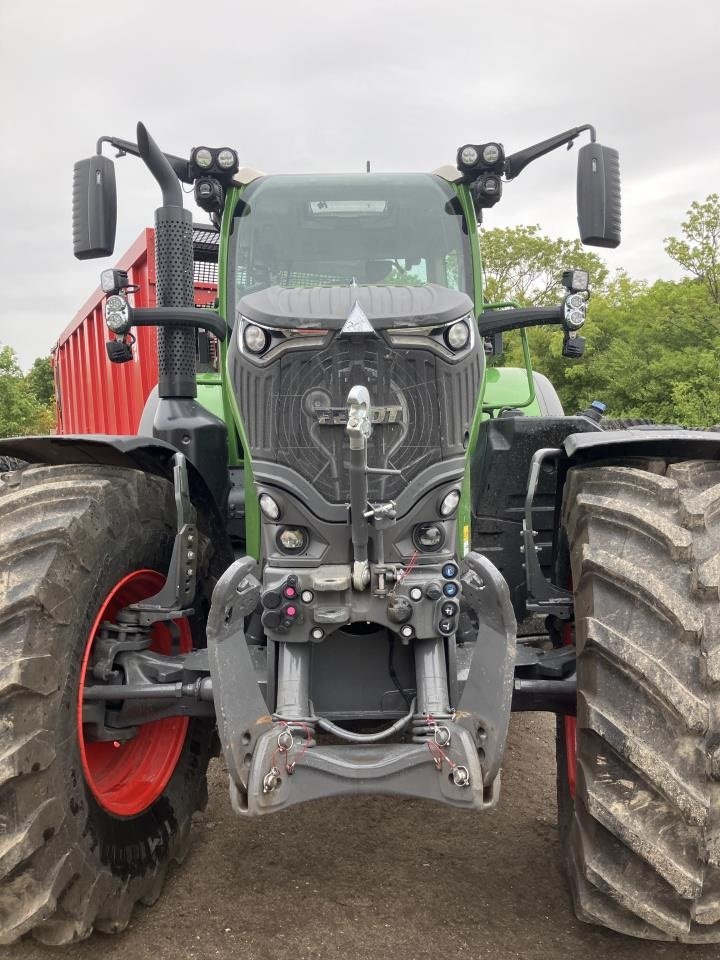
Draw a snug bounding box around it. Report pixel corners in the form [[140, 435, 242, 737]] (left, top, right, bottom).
[[72, 155, 117, 259], [576, 142, 621, 248]]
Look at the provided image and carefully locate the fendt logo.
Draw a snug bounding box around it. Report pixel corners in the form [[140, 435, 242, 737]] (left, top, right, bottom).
[[314, 405, 404, 426]]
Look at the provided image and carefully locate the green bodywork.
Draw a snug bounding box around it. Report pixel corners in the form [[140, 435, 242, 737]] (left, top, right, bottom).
[[196, 178, 542, 560]]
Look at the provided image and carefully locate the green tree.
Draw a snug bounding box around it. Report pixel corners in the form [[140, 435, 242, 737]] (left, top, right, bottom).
[[0, 346, 55, 438], [25, 356, 54, 406], [664, 194, 720, 304], [480, 214, 720, 428], [480, 224, 609, 306]]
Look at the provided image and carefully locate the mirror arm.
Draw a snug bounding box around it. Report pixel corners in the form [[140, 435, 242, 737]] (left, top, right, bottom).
[[504, 124, 596, 180], [96, 135, 193, 185], [477, 305, 564, 336], [130, 306, 227, 341]]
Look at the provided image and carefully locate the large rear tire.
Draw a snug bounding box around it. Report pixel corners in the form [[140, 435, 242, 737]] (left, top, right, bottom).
[[0, 464, 216, 944], [557, 459, 720, 942]]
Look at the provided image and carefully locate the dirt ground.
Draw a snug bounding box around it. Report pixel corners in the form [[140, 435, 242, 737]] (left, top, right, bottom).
[[7, 714, 718, 960]]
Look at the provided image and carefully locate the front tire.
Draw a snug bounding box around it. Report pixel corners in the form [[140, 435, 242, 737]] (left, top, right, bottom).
[[557, 459, 720, 942], [0, 464, 215, 944]]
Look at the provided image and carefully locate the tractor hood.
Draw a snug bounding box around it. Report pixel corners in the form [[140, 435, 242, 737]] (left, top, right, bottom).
[[237, 283, 474, 330]]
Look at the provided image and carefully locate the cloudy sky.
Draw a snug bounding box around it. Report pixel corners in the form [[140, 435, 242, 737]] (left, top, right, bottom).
[[0, 0, 717, 368]]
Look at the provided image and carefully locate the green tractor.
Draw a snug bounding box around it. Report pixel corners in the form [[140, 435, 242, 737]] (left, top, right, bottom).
[[2, 121, 719, 945]]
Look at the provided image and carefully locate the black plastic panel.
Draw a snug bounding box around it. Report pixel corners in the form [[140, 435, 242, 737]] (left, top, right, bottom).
[[470, 416, 599, 621], [228, 326, 483, 504], [238, 283, 473, 330], [72, 155, 117, 260]]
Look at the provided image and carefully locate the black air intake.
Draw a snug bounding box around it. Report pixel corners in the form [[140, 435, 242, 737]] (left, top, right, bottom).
[[230, 332, 482, 504]]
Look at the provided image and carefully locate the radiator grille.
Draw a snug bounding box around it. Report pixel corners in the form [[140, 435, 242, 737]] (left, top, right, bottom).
[[231, 333, 482, 503]]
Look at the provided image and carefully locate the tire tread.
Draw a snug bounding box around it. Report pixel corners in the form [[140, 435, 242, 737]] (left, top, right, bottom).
[[560, 460, 720, 942]]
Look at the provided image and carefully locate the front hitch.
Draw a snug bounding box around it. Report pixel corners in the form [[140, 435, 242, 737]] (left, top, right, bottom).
[[346, 384, 372, 590]]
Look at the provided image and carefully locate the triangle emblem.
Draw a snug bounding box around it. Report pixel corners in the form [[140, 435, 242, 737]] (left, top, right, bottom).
[[341, 301, 376, 335]]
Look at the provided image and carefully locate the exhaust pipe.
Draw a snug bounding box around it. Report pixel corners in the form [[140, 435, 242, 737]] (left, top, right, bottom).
[[137, 121, 195, 399]]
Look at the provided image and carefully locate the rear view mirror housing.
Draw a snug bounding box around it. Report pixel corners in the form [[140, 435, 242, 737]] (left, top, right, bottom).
[[577, 142, 621, 248], [72, 155, 117, 259]]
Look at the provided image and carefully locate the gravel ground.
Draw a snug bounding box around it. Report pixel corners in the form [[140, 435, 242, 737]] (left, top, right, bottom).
[[7, 713, 717, 959]]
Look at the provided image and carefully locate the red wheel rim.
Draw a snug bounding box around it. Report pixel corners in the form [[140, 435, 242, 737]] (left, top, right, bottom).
[[562, 594, 577, 799], [77, 569, 191, 817]]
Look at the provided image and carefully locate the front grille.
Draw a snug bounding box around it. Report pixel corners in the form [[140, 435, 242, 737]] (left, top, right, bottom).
[[231, 332, 482, 503], [275, 340, 439, 502]]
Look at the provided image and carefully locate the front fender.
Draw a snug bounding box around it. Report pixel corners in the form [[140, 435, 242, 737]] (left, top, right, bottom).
[[0, 434, 226, 535], [565, 428, 720, 464]]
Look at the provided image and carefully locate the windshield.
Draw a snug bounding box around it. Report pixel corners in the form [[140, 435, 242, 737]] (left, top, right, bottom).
[[229, 173, 472, 310]]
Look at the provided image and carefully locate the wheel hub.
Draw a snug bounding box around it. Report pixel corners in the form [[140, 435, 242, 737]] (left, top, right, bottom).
[[77, 569, 191, 817]]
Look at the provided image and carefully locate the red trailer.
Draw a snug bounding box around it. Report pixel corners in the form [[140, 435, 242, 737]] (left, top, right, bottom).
[[54, 226, 219, 435]]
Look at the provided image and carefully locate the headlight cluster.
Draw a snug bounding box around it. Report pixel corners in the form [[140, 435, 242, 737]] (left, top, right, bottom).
[[243, 323, 270, 354], [564, 290, 588, 330], [190, 146, 239, 176], [456, 142, 505, 174], [240, 317, 328, 360], [276, 527, 309, 555], [444, 319, 470, 351], [439, 489, 461, 517], [413, 523, 445, 552], [104, 294, 131, 335], [385, 312, 474, 356], [411, 489, 461, 553], [259, 493, 281, 521]]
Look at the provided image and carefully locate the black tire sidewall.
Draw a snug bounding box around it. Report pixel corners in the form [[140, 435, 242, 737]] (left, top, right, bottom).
[[552, 518, 575, 850]]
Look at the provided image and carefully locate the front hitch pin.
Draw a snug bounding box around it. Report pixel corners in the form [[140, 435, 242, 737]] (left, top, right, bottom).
[[277, 729, 294, 751], [263, 767, 281, 794], [434, 726, 451, 748], [452, 765, 470, 788]]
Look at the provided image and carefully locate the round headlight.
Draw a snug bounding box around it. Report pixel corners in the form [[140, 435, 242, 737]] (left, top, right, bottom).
[[439, 489, 461, 517], [566, 308, 586, 329], [243, 323, 270, 354], [444, 319, 470, 352], [567, 293, 586, 309], [105, 295, 130, 334], [413, 523, 445, 552], [459, 145, 479, 167], [259, 493, 281, 521], [217, 148, 237, 170], [277, 527, 308, 554], [194, 147, 213, 169], [482, 143, 501, 165]]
